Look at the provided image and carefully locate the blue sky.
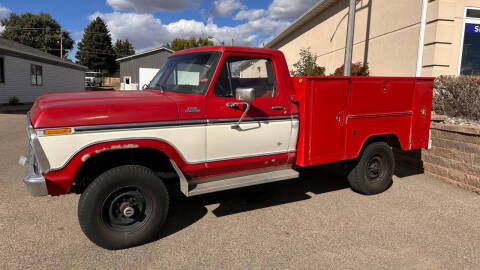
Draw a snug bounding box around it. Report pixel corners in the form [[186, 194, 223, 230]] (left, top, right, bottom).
[[0, 0, 319, 61]]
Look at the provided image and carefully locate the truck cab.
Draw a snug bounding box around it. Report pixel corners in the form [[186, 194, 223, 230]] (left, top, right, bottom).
[[22, 46, 433, 249]]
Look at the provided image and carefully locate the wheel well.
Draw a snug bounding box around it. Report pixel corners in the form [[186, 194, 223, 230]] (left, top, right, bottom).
[[71, 148, 178, 193], [360, 134, 402, 155]]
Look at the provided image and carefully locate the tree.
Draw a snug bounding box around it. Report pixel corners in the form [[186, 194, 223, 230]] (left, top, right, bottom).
[[76, 17, 115, 73], [291, 47, 326, 76], [332, 62, 370, 76], [165, 37, 213, 51], [1, 12, 74, 58], [114, 39, 135, 58]]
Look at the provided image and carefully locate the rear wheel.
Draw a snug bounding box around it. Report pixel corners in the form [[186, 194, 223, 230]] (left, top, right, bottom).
[[347, 142, 394, 195], [78, 165, 169, 250]]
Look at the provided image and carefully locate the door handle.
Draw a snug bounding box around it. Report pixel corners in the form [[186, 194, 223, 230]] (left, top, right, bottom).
[[226, 103, 239, 108], [271, 106, 284, 111]]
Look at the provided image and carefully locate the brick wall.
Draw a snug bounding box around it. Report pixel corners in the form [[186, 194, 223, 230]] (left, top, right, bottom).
[[395, 119, 480, 194]]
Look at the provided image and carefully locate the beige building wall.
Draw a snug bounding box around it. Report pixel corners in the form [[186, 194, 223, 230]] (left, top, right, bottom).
[[421, 0, 480, 77], [269, 0, 480, 77], [238, 60, 269, 78], [271, 0, 423, 76]]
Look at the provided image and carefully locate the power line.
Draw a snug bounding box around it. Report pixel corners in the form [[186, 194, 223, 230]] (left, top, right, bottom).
[[47, 48, 118, 56], [4, 27, 113, 36]]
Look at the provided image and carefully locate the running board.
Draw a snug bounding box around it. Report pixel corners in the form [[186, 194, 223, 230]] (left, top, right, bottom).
[[168, 164, 298, 197], [188, 168, 299, 196]]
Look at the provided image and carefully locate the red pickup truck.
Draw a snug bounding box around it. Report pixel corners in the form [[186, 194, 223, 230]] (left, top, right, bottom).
[[22, 46, 433, 249]]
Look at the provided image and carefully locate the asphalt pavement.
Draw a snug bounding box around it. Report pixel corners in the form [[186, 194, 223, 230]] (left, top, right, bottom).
[[1, 113, 479, 269]]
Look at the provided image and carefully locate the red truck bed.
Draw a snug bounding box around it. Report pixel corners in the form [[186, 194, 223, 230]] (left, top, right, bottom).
[[294, 76, 434, 167]]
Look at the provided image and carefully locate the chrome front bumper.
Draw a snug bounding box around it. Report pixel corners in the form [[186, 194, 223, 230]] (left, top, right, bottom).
[[22, 115, 50, 197], [22, 145, 48, 196]]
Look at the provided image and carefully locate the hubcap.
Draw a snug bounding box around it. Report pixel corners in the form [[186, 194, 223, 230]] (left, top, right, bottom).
[[366, 156, 384, 182], [102, 187, 151, 232]]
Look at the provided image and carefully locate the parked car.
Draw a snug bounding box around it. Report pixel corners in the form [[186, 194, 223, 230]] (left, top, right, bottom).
[[21, 46, 434, 250], [85, 72, 103, 87]]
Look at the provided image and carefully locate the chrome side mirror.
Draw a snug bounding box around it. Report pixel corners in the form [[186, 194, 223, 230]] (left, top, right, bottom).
[[235, 88, 256, 102], [230, 88, 256, 128]]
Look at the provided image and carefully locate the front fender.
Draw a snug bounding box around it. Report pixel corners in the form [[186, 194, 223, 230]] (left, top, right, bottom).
[[44, 139, 204, 195]]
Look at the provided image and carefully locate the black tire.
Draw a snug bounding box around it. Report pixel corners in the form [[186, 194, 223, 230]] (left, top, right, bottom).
[[347, 142, 394, 195], [78, 165, 169, 250]]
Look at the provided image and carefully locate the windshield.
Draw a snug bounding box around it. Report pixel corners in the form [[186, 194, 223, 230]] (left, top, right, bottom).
[[85, 73, 95, 77], [148, 52, 219, 95]]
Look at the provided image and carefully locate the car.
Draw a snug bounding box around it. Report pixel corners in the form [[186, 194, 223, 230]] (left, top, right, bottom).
[[21, 46, 434, 250], [85, 72, 103, 87]]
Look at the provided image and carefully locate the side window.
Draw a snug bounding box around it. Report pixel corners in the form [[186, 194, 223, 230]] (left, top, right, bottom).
[[31, 64, 43, 86], [0, 57, 4, 83], [214, 57, 276, 98]]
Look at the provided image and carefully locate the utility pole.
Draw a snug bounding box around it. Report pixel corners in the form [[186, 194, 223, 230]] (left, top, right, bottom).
[[343, 0, 356, 76], [232, 39, 234, 46], [59, 28, 63, 59]]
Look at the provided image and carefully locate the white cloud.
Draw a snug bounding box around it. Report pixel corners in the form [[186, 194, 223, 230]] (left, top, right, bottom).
[[106, 0, 201, 13], [0, 4, 11, 32], [89, 12, 169, 50], [234, 9, 266, 21], [91, 11, 291, 51], [210, 0, 245, 17], [268, 0, 318, 19], [0, 4, 10, 19]]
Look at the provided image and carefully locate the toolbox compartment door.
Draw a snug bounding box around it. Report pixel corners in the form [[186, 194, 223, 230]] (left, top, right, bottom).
[[295, 78, 349, 166]]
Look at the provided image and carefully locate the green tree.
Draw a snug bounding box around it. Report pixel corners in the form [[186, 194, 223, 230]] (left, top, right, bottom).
[[1, 12, 74, 58], [114, 39, 135, 58], [76, 17, 115, 73], [165, 37, 213, 51], [291, 47, 326, 76]]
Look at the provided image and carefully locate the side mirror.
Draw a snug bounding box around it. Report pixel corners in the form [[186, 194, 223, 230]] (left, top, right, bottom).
[[141, 84, 148, 90], [230, 88, 255, 128], [235, 88, 256, 102]]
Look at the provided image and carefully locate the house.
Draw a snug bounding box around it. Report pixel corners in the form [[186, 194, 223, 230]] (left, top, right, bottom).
[[265, 0, 480, 77], [0, 37, 87, 104], [116, 47, 174, 90]]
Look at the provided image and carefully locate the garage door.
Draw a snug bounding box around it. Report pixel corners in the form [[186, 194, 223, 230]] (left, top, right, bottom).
[[139, 68, 160, 89]]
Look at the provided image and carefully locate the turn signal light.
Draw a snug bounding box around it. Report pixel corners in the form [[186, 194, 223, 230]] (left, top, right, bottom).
[[43, 128, 72, 136]]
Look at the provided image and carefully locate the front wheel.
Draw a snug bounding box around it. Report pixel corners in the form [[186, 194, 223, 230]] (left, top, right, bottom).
[[347, 142, 394, 195], [78, 165, 169, 250]]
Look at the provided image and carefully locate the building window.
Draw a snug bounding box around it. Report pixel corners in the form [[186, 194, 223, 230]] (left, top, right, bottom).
[[0, 58, 4, 83], [466, 8, 480, 18], [31, 64, 43, 85], [460, 8, 480, 75]]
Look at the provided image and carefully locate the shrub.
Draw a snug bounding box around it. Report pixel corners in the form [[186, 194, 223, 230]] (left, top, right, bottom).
[[331, 62, 370, 76], [291, 47, 326, 76], [433, 76, 480, 120], [8, 96, 19, 106]]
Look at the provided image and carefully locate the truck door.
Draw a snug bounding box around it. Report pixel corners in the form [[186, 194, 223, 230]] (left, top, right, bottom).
[[205, 54, 292, 175]]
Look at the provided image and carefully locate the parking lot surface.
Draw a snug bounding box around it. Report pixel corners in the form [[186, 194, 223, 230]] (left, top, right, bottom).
[[1, 113, 480, 269]]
